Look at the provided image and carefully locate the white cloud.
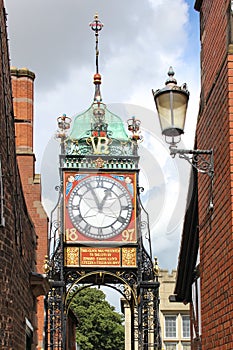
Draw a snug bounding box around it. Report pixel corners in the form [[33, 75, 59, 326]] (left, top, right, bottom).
[[5, 0, 200, 275]]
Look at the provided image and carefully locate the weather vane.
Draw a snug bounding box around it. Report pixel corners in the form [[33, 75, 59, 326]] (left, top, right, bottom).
[[89, 13, 104, 74]]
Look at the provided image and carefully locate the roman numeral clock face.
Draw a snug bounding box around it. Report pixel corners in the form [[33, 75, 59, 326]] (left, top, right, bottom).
[[65, 174, 136, 242]]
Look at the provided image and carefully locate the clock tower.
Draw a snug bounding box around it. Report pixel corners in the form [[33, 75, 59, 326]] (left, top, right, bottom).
[[45, 14, 161, 350]]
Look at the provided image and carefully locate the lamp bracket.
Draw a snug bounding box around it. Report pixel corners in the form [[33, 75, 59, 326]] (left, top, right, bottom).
[[170, 147, 214, 177]]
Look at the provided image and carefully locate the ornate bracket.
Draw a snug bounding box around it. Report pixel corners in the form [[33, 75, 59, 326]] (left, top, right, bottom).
[[170, 147, 214, 177]]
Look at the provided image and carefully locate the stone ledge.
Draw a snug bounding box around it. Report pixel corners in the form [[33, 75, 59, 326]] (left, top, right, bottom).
[[10, 67, 35, 80], [30, 272, 50, 297]]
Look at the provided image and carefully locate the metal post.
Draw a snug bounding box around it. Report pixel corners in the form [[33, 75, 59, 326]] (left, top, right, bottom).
[[131, 299, 135, 350]]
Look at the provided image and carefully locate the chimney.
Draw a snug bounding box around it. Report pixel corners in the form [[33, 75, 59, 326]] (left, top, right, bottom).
[[11, 67, 35, 153]]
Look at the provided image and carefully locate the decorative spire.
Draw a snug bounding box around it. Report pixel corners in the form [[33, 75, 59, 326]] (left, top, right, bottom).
[[90, 13, 104, 103]]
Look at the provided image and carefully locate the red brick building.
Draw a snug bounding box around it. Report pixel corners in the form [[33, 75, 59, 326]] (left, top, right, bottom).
[[174, 1, 233, 349], [0, 1, 48, 349], [11, 66, 49, 350]]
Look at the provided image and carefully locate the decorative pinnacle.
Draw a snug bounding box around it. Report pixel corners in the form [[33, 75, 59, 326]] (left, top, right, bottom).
[[56, 114, 72, 138], [43, 255, 50, 274], [90, 13, 104, 103], [154, 257, 159, 276], [89, 13, 104, 74], [127, 116, 143, 142]]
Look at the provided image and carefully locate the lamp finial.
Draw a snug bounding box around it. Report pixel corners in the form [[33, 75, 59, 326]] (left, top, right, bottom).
[[166, 66, 177, 86]]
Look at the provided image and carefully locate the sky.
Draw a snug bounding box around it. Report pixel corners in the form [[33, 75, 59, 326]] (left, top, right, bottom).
[[5, 0, 200, 304]]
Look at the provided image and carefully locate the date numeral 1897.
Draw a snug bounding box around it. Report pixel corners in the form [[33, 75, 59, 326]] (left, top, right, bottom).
[[122, 229, 135, 241], [65, 228, 78, 241]]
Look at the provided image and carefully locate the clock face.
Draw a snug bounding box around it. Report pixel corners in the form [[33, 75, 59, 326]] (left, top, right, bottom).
[[67, 175, 133, 240]]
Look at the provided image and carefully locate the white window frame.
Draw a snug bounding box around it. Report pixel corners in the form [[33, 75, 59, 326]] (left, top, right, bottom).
[[182, 315, 190, 338], [182, 341, 191, 350], [164, 342, 177, 350], [164, 315, 177, 338], [192, 275, 202, 336]]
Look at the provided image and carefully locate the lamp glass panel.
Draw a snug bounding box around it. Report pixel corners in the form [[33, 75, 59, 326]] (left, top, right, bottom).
[[172, 92, 188, 131], [156, 90, 188, 136], [156, 92, 172, 132]]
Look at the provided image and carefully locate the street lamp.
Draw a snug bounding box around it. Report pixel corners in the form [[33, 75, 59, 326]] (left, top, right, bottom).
[[152, 67, 214, 178], [152, 66, 189, 139]]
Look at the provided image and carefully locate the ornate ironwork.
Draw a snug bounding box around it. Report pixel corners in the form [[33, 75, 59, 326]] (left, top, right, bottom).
[[64, 270, 138, 310], [44, 13, 161, 350], [136, 186, 162, 350], [62, 154, 139, 170], [65, 269, 138, 290], [45, 137, 161, 350], [64, 137, 138, 157], [138, 187, 153, 260], [138, 281, 161, 350], [170, 147, 214, 177], [44, 286, 64, 350]]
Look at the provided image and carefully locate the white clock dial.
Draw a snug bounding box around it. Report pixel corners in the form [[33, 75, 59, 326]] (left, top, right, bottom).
[[68, 175, 133, 239]]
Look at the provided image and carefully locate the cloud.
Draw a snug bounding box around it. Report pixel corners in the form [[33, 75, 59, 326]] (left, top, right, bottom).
[[40, 103, 192, 273], [5, 0, 152, 90], [5, 0, 191, 92], [5, 0, 200, 274]]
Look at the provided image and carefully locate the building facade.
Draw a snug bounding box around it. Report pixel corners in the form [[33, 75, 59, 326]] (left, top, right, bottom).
[[0, 1, 48, 349], [174, 1, 233, 349], [11, 67, 49, 349], [159, 270, 190, 350], [122, 270, 191, 350]]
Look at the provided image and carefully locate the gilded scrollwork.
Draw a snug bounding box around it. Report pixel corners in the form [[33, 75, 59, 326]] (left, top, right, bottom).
[[122, 247, 137, 267], [65, 247, 79, 266]]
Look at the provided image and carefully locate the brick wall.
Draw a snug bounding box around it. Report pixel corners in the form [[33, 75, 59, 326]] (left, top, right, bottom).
[[11, 67, 48, 350], [196, 1, 233, 349], [11, 67, 35, 152], [0, 1, 38, 349]]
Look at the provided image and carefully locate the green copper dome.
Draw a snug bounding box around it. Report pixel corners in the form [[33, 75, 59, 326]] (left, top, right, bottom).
[[69, 104, 129, 141], [65, 103, 137, 157], [61, 13, 140, 169]]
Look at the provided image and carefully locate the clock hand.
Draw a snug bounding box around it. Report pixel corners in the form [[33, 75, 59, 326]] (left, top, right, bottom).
[[82, 208, 98, 219], [99, 189, 112, 211], [86, 186, 101, 209]]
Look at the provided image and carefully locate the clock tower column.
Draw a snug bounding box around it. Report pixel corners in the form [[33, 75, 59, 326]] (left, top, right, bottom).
[[45, 14, 161, 350]]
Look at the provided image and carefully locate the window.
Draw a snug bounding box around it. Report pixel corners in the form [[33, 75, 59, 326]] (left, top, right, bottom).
[[165, 316, 177, 338], [182, 342, 191, 349], [25, 318, 33, 350], [182, 315, 190, 338], [164, 342, 177, 350]]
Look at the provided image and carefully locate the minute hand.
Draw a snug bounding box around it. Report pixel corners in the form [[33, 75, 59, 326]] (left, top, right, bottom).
[[87, 186, 101, 209], [99, 190, 112, 211]]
